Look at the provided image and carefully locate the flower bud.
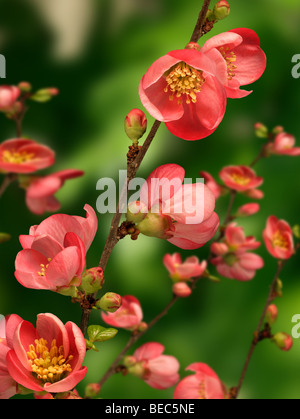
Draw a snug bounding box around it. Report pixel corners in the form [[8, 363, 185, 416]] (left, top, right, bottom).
[[137, 322, 148, 332], [126, 201, 148, 224], [274, 278, 283, 298], [125, 109, 147, 144], [272, 126, 284, 135], [97, 292, 122, 313], [265, 304, 278, 326], [210, 242, 229, 256], [123, 356, 137, 368], [272, 333, 293, 352], [172, 282, 192, 298], [213, 1, 230, 20], [292, 225, 300, 239], [79, 267, 105, 295], [85, 383, 101, 398], [30, 88, 59, 103], [18, 82, 32, 92], [236, 203, 260, 217], [254, 122, 269, 138], [0, 233, 11, 244]]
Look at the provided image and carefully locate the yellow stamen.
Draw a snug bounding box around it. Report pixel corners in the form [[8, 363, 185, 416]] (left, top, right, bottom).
[[272, 231, 289, 250], [219, 46, 237, 80], [164, 62, 205, 105], [230, 173, 251, 186], [2, 150, 35, 165], [198, 380, 207, 399], [37, 259, 52, 277], [27, 338, 73, 384]]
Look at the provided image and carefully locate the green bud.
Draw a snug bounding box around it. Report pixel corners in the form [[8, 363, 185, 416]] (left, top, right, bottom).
[[125, 109, 147, 144], [254, 122, 269, 139], [85, 383, 101, 398], [213, 1, 230, 20], [97, 292, 122, 313], [292, 225, 300, 239], [79, 267, 105, 295]]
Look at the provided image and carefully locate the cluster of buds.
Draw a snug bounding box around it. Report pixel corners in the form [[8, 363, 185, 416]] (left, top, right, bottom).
[[263, 304, 293, 352], [254, 122, 300, 157]]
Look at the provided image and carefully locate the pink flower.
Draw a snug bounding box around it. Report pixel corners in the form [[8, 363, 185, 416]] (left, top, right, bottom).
[[0, 139, 55, 174], [15, 204, 98, 291], [25, 169, 84, 215], [202, 28, 267, 98], [236, 203, 260, 217], [139, 49, 227, 140], [101, 296, 143, 331], [211, 252, 264, 282], [210, 223, 264, 281], [0, 315, 21, 399], [267, 133, 300, 156], [172, 282, 192, 298], [219, 165, 263, 192], [133, 164, 219, 249], [174, 363, 225, 399], [127, 342, 180, 390], [5, 313, 87, 395], [263, 216, 294, 260], [0, 86, 21, 112], [200, 171, 224, 199], [163, 253, 207, 281]]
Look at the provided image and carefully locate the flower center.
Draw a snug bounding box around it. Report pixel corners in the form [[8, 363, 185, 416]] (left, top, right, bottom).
[[219, 46, 237, 80], [272, 231, 289, 250], [37, 258, 52, 277], [164, 62, 205, 105], [230, 173, 251, 186], [27, 338, 73, 384], [1, 150, 35, 165]]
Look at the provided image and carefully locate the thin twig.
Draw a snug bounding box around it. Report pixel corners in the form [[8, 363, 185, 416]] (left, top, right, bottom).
[[232, 260, 287, 399], [0, 174, 17, 199]]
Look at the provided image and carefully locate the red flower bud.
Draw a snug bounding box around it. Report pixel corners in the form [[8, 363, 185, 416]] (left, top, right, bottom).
[[125, 109, 147, 143]]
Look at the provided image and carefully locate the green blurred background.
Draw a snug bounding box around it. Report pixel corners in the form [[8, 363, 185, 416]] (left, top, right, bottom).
[[1, 0, 300, 400]]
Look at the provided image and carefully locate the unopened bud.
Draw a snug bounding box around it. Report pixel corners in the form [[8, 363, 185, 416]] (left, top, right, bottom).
[[254, 122, 269, 138], [125, 109, 147, 143], [127, 201, 148, 224], [85, 383, 101, 398], [274, 278, 283, 298], [265, 304, 278, 326], [272, 332, 293, 352], [30, 88, 59, 103], [272, 126, 284, 135], [173, 282, 192, 298], [18, 82, 32, 93], [292, 225, 300, 239], [79, 267, 105, 295], [213, 1, 230, 21], [137, 322, 148, 332], [123, 356, 137, 368], [97, 292, 122, 313], [0, 233, 11, 244]]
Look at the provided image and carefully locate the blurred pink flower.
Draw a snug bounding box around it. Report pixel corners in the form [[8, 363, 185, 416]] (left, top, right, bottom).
[[15, 204, 98, 291], [135, 164, 219, 250], [101, 296, 143, 331], [267, 133, 300, 156], [200, 171, 224, 199], [174, 363, 225, 399], [129, 342, 180, 390], [25, 169, 84, 215], [6, 313, 87, 395], [237, 203, 260, 217], [163, 253, 207, 281], [0, 86, 21, 112], [219, 165, 263, 192], [202, 28, 267, 98], [139, 49, 227, 140], [263, 216, 294, 260], [0, 139, 55, 174]]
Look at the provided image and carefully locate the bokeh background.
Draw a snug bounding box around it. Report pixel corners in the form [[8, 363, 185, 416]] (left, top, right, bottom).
[[1, 0, 300, 400]]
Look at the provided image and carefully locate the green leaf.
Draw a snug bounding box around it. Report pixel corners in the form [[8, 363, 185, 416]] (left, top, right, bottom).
[[87, 325, 118, 343]]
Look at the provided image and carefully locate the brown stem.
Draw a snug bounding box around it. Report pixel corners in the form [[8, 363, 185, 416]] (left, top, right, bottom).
[[0, 174, 17, 199], [232, 260, 287, 399], [190, 0, 212, 43], [80, 1, 215, 336]]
